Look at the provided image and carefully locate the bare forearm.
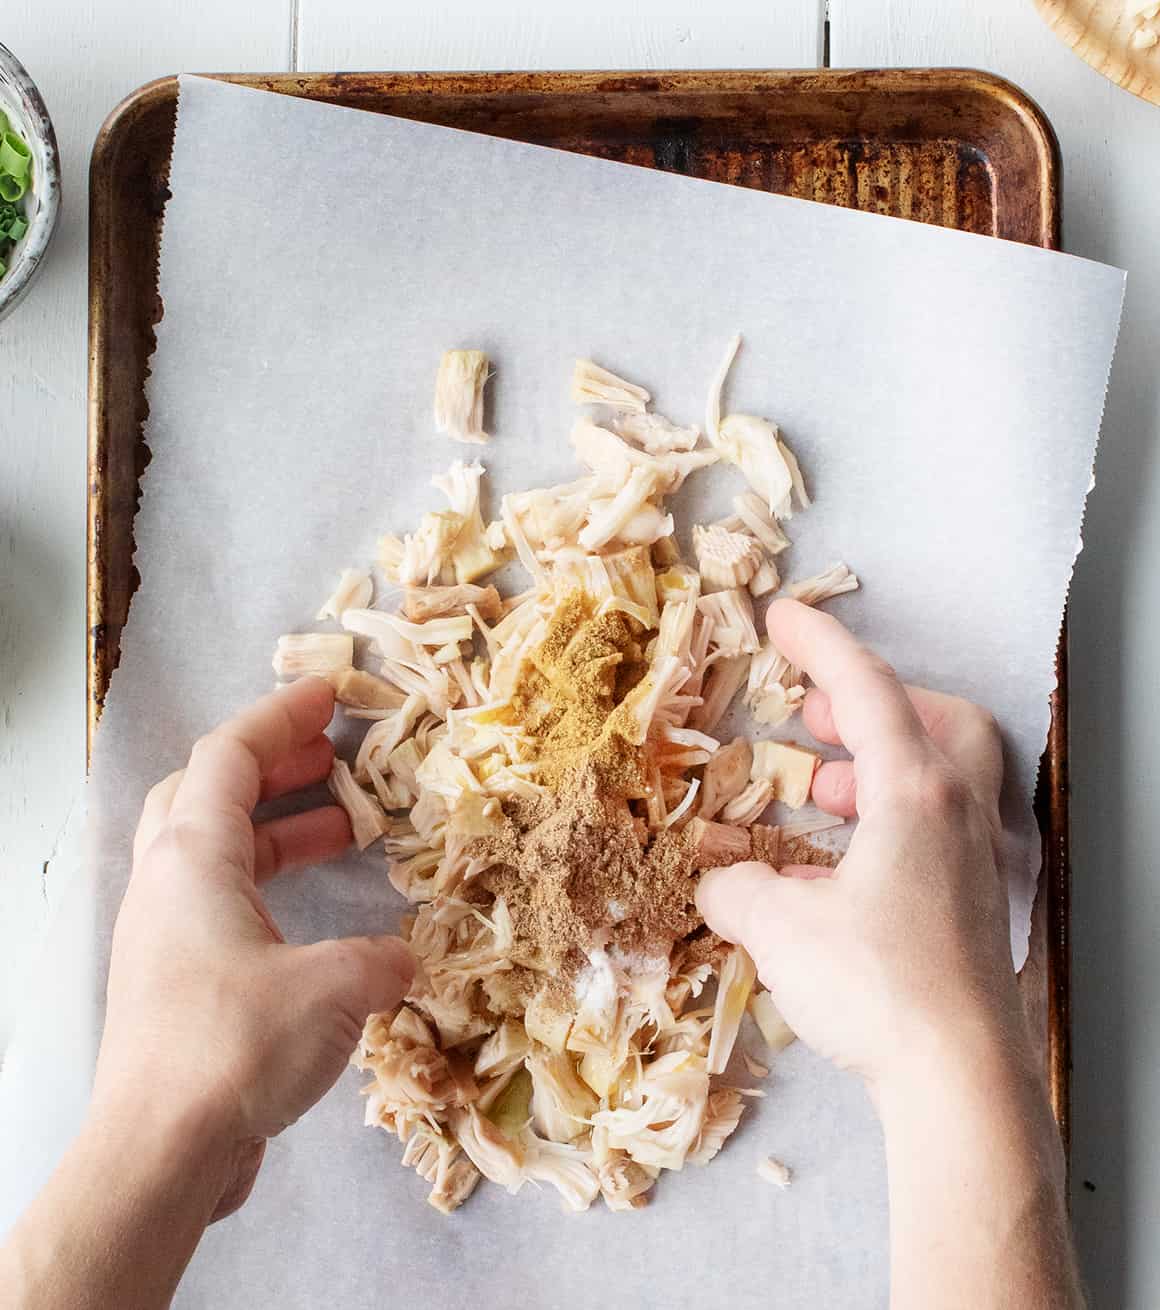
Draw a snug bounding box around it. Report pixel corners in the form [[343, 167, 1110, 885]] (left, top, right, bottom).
[[0, 1096, 231, 1310], [879, 1019, 1083, 1310]]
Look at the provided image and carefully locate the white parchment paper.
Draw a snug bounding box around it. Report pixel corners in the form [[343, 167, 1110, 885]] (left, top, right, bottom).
[[0, 76, 1125, 1307]]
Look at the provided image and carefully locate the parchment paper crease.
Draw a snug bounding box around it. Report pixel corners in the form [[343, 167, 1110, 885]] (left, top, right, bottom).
[[0, 76, 1125, 1308]]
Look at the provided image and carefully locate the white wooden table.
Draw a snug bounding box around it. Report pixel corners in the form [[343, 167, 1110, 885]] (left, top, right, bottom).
[[1, 1, 1157, 1303]]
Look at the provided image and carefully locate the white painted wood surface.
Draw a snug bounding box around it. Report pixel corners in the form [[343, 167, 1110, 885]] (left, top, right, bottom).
[[0, 0, 292, 1050], [2, 1, 1157, 1303], [296, 0, 822, 71], [829, 7, 1160, 1303]]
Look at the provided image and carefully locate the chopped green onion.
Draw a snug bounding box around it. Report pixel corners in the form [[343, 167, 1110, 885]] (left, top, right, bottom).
[[0, 132, 32, 179], [0, 120, 34, 281]]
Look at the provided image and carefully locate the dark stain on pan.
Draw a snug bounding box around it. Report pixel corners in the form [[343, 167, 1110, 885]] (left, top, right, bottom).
[[651, 118, 702, 175]]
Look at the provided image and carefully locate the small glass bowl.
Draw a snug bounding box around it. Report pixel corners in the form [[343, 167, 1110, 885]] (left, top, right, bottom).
[[0, 43, 61, 324]]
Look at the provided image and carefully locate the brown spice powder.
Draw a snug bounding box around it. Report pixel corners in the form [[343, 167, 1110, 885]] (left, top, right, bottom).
[[748, 823, 780, 867], [779, 836, 840, 870], [509, 591, 649, 798], [469, 590, 830, 998], [479, 770, 699, 976]]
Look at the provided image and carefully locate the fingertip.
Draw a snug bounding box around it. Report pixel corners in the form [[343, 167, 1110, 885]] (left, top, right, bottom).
[[802, 686, 839, 744], [299, 672, 336, 700], [260, 734, 336, 801], [366, 935, 416, 1011], [316, 734, 337, 781], [311, 932, 416, 1023], [764, 598, 845, 689], [320, 801, 354, 844], [282, 675, 338, 747], [381, 935, 416, 986], [276, 675, 335, 738], [253, 804, 353, 882], [810, 759, 858, 817], [696, 860, 779, 937], [694, 863, 729, 918], [764, 596, 809, 639], [298, 674, 337, 711], [764, 599, 927, 769]]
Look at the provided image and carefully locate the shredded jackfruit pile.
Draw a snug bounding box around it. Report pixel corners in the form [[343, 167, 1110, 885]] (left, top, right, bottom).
[[273, 341, 859, 1214], [1129, 1, 1160, 50]]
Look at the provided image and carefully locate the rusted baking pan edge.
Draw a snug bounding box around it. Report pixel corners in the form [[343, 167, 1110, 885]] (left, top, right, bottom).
[[87, 66, 1067, 1145]]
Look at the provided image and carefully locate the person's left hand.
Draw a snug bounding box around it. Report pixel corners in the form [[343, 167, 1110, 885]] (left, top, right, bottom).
[[92, 677, 414, 1221]]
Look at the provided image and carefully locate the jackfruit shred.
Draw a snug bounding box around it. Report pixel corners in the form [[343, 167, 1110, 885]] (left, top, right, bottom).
[[434, 350, 491, 445], [273, 337, 858, 1213]]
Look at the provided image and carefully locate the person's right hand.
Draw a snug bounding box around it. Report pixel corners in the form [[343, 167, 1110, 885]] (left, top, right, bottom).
[[696, 598, 1027, 1091]]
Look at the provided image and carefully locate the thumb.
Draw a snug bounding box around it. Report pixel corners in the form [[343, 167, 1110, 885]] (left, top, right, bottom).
[[696, 861, 827, 983], [309, 933, 415, 1021]]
